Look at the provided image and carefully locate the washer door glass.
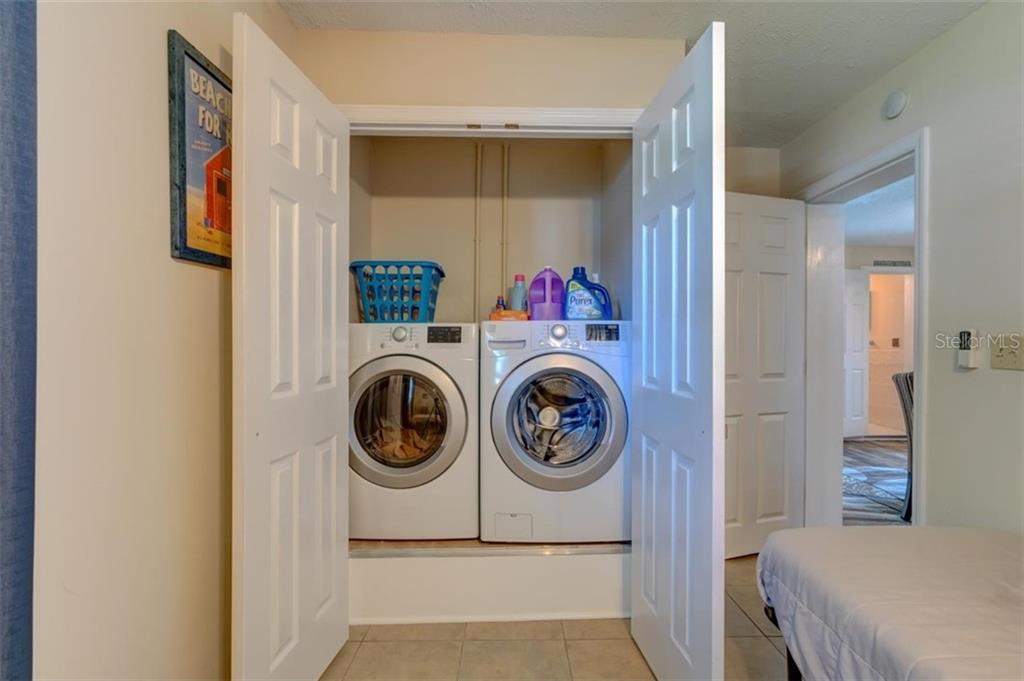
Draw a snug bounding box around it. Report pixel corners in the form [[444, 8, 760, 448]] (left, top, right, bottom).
[[492, 354, 627, 492], [353, 373, 448, 468], [509, 371, 608, 468]]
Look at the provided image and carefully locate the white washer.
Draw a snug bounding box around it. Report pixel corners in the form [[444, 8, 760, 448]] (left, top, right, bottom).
[[480, 321, 630, 542], [349, 323, 478, 539]]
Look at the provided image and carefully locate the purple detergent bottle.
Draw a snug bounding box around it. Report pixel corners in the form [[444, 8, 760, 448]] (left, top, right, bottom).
[[528, 266, 564, 320]]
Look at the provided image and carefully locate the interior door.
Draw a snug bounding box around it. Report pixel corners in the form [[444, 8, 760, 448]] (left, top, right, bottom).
[[630, 22, 725, 681], [843, 270, 870, 437], [723, 193, 806, 558], [232, 14, 350, 680]]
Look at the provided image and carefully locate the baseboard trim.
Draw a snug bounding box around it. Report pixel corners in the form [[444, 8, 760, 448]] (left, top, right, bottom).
[[350, 552, 630, 624]]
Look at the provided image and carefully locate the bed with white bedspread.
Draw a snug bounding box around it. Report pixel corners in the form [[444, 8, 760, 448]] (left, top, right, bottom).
[[757, 526, 1023, 680]]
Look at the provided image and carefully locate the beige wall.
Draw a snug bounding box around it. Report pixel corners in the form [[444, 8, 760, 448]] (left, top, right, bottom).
[[368, 137, 479, 320], [782, 2, 1024, 533], [349, 136, 373, 321], [357, 137, 628, 322], [35, 2, 296, 679], [726, 147, 781, 196], [845, 245, 915, 269], [287, 29, 685, 108], [505, 141, 605, 313]]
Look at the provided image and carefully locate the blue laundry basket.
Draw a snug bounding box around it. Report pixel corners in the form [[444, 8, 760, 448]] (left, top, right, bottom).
[[350, 260, 445, 323]]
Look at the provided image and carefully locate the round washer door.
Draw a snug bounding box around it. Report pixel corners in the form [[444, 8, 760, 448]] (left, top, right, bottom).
[[491, 353, 627, 492], [349, 355, 467, 489]]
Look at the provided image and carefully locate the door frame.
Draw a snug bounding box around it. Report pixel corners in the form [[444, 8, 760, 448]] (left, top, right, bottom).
[[337, 104, 642, 139], [797, 128, 930, 525]]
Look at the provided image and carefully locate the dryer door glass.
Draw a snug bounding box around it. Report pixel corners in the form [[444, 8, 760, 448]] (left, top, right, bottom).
[[353, 372, 448, 468], [509, 370, 608, 467], [349, 355, 468, 490]]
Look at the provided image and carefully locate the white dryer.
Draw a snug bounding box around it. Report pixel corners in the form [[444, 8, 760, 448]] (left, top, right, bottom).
[[349, 323, 478, 539], [480, 321, 630, 542]]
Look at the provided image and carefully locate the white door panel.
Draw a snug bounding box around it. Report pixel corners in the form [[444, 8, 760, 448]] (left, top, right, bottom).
[[844, 270, 870, 437], [630, 22, 725, 681], [724, 193, 806, 559], [233, 14, 350, 680]]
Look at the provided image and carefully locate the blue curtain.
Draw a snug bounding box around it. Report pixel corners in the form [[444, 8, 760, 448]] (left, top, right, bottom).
[[0, 1, 37, 679]]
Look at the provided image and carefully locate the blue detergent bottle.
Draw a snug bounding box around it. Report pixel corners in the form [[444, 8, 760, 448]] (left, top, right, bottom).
[[564, 266, 614, 319]]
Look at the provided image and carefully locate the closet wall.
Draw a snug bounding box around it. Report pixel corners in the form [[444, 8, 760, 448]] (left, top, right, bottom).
[[351, 137, 373, 317], [350, 137, 632, 323], [600, 141, 633, 320]]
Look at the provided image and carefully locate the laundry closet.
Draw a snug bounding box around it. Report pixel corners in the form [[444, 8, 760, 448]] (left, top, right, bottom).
[[344, 133, 637, 597], [232, 15, 726, 681]]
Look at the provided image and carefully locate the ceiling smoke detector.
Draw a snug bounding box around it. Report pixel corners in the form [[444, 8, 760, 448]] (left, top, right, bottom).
[[883, 90, 908, 120]]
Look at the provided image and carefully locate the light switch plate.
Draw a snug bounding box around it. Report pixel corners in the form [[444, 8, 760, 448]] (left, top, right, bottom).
[[991, 334, 1024, 370]]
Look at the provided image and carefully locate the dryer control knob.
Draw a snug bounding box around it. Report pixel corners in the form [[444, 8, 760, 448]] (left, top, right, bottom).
[[551, 324, 568, 340], [391, 326, 409, 342]]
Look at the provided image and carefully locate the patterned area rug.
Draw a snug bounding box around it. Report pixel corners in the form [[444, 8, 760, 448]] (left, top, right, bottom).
[[843, 437, 909, 526]]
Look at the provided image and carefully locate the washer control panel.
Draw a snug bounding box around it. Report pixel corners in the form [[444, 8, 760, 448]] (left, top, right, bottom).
[[375, 325, 423, 349], [370, 324, 471, 350], [533, 321, 627, 354], [585, 324, 620, 342], [482, 322, 626, 356], [427, 326, 463, 344]]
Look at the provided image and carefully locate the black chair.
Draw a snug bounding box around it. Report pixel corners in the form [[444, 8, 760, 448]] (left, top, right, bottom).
[[891, 372, 914, 522]]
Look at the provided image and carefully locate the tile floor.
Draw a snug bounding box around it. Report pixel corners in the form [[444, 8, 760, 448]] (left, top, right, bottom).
[[723, 555, 788, 680], [321, 556, 786, 680]]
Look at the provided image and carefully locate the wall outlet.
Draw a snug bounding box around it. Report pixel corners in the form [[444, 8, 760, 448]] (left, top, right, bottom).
[[991, 334, 1024, 371]]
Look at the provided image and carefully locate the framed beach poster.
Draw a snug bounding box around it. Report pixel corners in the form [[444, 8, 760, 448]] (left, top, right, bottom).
[[168, 30, 232, 269]]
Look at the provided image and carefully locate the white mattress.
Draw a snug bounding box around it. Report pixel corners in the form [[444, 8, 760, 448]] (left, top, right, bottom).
[[758, 526, 1023, 680]]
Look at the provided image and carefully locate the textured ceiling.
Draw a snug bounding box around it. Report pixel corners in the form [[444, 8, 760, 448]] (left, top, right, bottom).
[[844, 175, 915, 247], [280, 1, 982, 146]]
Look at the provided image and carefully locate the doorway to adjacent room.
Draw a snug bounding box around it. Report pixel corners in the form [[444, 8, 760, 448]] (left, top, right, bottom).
[[801, 130, 928, 529], [840, 175, 916, 524]]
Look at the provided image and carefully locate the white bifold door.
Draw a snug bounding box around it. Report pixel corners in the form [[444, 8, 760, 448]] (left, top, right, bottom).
[[844, 270, 870, 437], [723, 193, 806, 558], [232, 14, 351, 680], [630, 22, 726, 681]]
